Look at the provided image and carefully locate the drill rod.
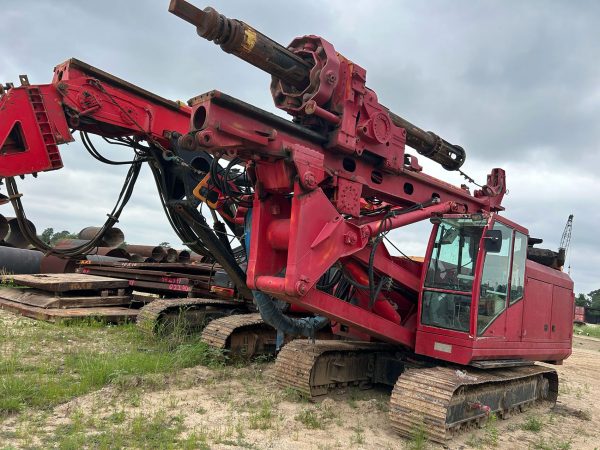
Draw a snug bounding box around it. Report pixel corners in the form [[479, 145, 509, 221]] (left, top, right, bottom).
[[169, 0, 466, 169]]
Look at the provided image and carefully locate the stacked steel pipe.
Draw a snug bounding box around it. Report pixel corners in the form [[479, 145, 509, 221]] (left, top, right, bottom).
[[0, 213, 200, 275]]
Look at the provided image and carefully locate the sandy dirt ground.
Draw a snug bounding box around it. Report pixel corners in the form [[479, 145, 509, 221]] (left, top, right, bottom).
[[1, 315, 599, 449]]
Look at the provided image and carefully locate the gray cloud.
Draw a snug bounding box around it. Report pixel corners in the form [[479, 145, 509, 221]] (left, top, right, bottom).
[[1, 0, 598, 293]]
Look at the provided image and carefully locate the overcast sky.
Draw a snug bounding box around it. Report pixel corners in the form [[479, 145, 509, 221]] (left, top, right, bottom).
[[1, 1, 598, 294]]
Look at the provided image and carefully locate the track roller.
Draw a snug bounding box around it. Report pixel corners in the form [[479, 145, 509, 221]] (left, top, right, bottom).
[[274, 339, 399, 397], [389, 365, 558, 442]]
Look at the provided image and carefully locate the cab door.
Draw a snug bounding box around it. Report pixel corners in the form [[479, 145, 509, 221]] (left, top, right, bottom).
[[476, 221, 514, 340], [504, 231, 527, 342]]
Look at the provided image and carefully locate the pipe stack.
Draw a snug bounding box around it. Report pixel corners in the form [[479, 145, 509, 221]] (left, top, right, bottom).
[[3, 216, 36, 248], [0, 213, 200, 275]]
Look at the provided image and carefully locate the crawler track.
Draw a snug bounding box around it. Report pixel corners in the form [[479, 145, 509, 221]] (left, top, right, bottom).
[[201, 313, 278, 358], [136, 298, 239, 335], [389, 365, 558, 442], [274, 339, 395, 397]]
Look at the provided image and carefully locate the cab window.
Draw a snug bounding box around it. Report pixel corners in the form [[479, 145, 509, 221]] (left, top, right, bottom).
[[478, 222, 513, 335], [421, 217, 485, 333], [425, 219, 484, 292], [421, 291, 471, 332], [510, 232, 527, 304]]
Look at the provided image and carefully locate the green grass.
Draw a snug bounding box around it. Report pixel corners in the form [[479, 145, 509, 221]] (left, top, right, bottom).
[[485, 413, 499, 446], [0, 314, 224, 416], [532, 437, 572, 450], [295, 403, 338, 430], [295, 408, 322, 429], [350, 424, 365, 445], [574, 324, 600, 338], [0, 270, 17, 288], [521, 416, 543, 432], [47, 408, 196, 449], [282, 386, 310, 403], [248, 399, 274, 430], [407, 422, 427, 450]]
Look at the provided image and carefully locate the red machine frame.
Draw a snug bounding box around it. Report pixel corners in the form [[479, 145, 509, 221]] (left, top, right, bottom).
[[0, 2, 575, 367], [0, 58, 191, 178], [168, 0, 573, 365]]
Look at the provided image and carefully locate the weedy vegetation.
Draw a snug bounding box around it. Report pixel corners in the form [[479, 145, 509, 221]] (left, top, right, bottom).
[[521, 415, 544, 432], [295, 402, 338, 430], [573, 324, 600, 339], [407, 422, 428, 450], [0, 313, 224, 417]]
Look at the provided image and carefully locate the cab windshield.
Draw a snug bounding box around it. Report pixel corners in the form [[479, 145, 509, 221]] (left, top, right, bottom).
[[424, 218, 486, 292], [421, 217, 486, 333]]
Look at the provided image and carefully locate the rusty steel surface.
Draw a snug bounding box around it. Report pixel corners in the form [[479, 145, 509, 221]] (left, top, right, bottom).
[[54, 239, 92, 249], [39, 254, 78, 273], [90, 261, 219, 272], [96, 247, 130, 259], [79, 263, 216, 297], [77, 266, 212, 295], [164, 247, 178, 263], [189, 252, 204, 262], [77, 262, 217, 286], [76, 264, 211, 281], [55, 239, 130, 259], [128, 253, 145, 262], [124, 244, 167, 260], [389, 365, 558, 442], [84, 255, 128, 264], [78, 226, 124, 247], [74, 261, 225, 299], [177, 250, 191, 263]]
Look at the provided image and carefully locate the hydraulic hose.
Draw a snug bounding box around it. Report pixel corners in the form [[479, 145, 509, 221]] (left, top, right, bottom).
[[244, 208, 329, 337], [253, 290, 329, 338]]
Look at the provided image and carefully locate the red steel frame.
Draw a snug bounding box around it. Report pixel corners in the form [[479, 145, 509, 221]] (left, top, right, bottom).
[[0, 58, 192, 178], [185, 91, 506, 355], [184, 28, 573, 365], [0, 39, 574, 365]]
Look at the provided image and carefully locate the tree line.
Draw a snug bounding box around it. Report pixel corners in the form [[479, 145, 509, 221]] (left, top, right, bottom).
[[576, 290, 600, 322]]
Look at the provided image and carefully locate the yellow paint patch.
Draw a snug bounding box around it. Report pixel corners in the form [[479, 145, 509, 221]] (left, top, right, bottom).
[[242, 27, 257, 52]]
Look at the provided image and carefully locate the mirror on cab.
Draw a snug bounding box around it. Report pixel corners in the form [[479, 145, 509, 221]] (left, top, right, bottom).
[[483, 229, 503, 253]]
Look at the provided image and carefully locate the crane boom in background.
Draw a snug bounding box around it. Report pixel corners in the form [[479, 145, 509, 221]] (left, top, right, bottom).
[[559, 214, 574, 274]]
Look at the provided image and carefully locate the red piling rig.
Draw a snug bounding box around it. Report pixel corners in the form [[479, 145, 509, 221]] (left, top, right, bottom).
[[168, 0, 508, 346]]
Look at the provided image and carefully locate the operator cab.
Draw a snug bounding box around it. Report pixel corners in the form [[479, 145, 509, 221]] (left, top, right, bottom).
[[415, 213, 572, 365]]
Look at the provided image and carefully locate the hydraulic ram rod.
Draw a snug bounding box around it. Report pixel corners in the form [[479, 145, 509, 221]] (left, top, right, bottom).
[[169, 0, 466, 170], [168, 0, 312, 90]]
